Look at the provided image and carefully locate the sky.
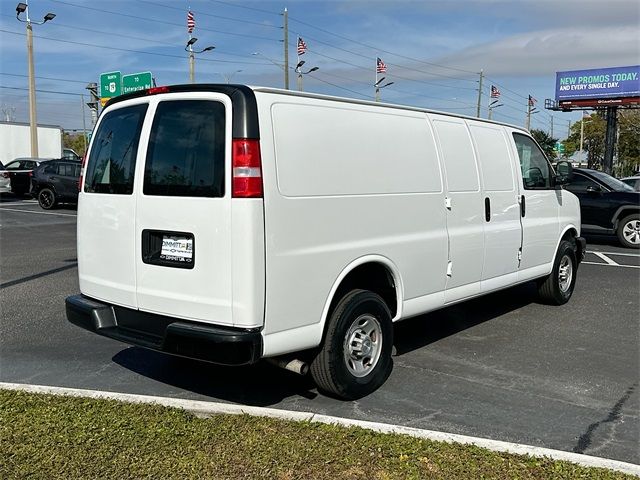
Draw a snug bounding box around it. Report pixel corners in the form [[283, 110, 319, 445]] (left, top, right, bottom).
[[0, 0, 638, 137]]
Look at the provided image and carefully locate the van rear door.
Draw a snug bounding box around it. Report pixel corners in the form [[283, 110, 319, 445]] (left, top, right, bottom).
[[79, 102, 148, 308], [80, 92, 235, 326], [135, 93, 233, 325]]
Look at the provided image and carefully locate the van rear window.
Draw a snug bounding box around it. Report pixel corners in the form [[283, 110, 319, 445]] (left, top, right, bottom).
[[143, 100, 225, 198], [84, 104, 148, 194]]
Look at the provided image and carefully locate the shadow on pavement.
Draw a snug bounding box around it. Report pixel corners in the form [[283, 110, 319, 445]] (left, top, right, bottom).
[[113, 282, 538, 406], [394, 282, 537, 356], [583, 234, 624, 249], [112, 347, 319, 407]]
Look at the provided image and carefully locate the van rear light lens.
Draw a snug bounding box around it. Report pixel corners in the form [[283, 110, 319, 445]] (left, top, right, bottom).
[[78, 155, 87, 192], [232, 139, 263, 198]]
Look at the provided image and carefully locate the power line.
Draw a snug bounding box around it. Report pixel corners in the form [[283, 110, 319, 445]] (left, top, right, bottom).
[[1, 72, 90, 85], [288, 15, 479, 78], [0, 29, 269, 66], [206, 0, 282, 17], [48, 0, 281, 42], [139, 0, 282, 29]]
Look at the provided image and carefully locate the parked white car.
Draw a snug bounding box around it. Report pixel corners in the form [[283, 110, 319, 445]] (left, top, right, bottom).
[[0, 161, 10, 194], [67, 85, 586, 399]]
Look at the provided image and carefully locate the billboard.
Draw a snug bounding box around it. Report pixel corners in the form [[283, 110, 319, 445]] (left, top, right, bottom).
[[555, 65, 639, 103]]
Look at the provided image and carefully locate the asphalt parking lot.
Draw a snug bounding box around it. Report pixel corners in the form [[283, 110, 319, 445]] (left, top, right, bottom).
[[1, 196, 638, 465]]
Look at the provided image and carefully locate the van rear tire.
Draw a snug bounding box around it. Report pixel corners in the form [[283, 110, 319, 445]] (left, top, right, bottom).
[[537, 240, 577, 305], [310, 289, 393, 400]]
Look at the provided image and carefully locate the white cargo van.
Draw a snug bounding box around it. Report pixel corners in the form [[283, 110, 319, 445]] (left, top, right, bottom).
[[67, 85, 585, 399]]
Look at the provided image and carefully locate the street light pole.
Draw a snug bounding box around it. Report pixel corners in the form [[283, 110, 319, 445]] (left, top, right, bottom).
[[16, 1, 56, 158], [295, 60, 318, 92], [26, 21, 37, 156], [185, 37, 214, 84]]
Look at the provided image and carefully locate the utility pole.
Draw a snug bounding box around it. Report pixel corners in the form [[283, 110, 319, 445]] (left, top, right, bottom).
[[526, 97, 533, 131], [550, 115, 554, 138], [283, 8, 289, 90], [476, 69, 483, 118], [603, 106, 617, 175], [81, 94, 87, 153]]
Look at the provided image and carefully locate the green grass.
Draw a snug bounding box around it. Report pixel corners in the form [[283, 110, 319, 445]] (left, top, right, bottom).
[[0, 389, 634, 479]]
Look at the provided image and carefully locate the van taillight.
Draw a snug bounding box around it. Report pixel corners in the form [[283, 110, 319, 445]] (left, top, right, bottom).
[[232, 139, 263, 198], [78, 155, 87, 192]]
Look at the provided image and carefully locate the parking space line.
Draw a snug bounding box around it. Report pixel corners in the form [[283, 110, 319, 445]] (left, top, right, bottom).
[[582, 261, 640, 269], [591, 251, 640, 258], [0, 207, 76, 217], [591, 252, 618, 265]]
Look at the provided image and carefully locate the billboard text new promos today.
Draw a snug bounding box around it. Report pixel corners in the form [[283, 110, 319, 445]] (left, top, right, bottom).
[[555, 66, 639, 102]]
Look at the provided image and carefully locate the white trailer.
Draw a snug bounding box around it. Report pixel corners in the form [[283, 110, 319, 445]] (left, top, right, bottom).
[[0, 121, 63, 164]]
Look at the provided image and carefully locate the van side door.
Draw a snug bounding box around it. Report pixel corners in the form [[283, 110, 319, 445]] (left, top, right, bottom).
[[511, 132, 560, 277], [430, 115, 485, 303], [467, 122, 521, 290]]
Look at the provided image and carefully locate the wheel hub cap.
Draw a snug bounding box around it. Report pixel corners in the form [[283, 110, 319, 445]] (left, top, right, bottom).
[[558, 255, 573, 292], [344, 314, 383, 378], [623, 220, 640, 245]]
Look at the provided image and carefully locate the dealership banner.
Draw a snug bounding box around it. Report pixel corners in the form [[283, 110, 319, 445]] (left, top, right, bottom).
[[555, 65, 639, 101]]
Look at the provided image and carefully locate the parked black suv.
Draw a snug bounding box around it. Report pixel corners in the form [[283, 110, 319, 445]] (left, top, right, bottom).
[[564, 168, 640, 248], [31, 159, 81, 209]]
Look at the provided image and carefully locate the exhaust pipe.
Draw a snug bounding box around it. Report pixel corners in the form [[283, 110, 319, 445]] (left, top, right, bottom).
[[266, 358, 309, 376]]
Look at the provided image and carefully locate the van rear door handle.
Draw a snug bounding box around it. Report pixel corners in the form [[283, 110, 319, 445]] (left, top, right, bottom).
[[485, 197, 491, 222], [520, 195, 526, 217]]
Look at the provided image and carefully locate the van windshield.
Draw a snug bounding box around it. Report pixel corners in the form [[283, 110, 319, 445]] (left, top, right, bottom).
[[143, 100, 226, 198]]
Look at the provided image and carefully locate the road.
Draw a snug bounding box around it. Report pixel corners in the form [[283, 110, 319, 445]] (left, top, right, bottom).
[[1, 197, 638, 464]]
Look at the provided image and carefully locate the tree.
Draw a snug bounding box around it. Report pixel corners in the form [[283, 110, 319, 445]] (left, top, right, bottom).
[[564, 113, 606, 169], [616, 110, 640, 176], [563, 111, 639, 175], [62, 132, 88, 156], [530, 129, 558, 159]]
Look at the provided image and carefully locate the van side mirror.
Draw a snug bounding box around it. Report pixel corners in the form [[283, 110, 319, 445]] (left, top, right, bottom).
[[555, 160, 573, 187]]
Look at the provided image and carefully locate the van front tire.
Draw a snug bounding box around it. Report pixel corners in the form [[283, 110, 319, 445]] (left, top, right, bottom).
[[310, 289, 393, 400], [537, 240, 577, 305]]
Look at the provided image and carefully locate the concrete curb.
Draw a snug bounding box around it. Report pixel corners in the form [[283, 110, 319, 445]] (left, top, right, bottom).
[[2, 382, 638, 476]]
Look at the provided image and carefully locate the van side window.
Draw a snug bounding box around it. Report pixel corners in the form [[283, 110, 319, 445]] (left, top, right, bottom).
[[85, 104, 148, 195], [512, 133, 552, 189], [144, 100, 225, 198]]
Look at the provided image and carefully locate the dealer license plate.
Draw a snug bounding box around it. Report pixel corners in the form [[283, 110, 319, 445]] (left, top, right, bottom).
[[160, 235, 193, 263]]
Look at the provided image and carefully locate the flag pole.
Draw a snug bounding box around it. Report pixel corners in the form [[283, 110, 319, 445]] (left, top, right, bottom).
[[375, 57, 379, 102]]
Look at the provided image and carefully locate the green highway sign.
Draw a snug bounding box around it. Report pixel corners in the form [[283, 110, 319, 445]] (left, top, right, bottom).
[[99, 71, 121, 105], [122, 71, 153, 94]]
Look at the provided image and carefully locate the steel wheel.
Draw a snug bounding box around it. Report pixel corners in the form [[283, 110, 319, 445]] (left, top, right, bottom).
[[343, 314, 383, 378], [558, 255, 573, 293]]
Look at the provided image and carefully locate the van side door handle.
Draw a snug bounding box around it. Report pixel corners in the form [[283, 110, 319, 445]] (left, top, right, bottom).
[[485, 197, 491, 222], [520, 195, 526, 217]]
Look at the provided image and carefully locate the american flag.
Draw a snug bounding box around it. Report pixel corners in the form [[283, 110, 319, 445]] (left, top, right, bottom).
[[376, 57, 387, 73], [297, 37, 307, 55], [490, 85, 501, 98], [187, 11, 195, 33], [528, 95, 537, 106]]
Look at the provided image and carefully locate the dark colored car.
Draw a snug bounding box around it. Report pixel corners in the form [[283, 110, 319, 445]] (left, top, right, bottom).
[[31, 159, 81, 209], [564, 168, 640, 248]]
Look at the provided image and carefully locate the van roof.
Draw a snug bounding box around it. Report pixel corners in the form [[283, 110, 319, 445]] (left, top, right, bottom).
[[106, 83, 527, 134]]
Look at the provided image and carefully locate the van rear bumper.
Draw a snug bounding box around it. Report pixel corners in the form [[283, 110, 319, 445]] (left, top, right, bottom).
[[66, 294, 262, 366]]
